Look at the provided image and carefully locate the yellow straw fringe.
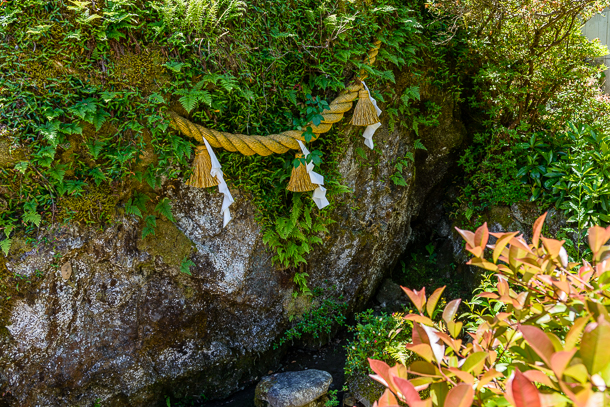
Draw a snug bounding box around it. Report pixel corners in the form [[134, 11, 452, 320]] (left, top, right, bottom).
[[287, 154, 316, 192], [350, 89, 379, 127], [187, 146, 219, 188]]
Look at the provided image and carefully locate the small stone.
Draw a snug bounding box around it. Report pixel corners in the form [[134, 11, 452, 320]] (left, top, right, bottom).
[[255, 369, 332, 407], [60, 262, 72, 281]]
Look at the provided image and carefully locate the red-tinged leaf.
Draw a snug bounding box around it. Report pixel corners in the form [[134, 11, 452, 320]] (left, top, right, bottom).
[[479, 369, 503, 387], [488, 350, 498, 365], [495, 312, 512, 321], [421, 324, 445, 364], [579, 264, 594, 283], [532, 212, 548, 249], [410, 377, 433, 392], [446, 367, 475, 385], [517, 256, 543, 270], [510, 236, 533, 253], [550, 349, 577, 377], [552, 280, 571, 296], [389, 363, 409, 381], [443, 299, 461, 323], [436, 331, 462, 353], [455, 227, 475, 248], [508, 369, 542, 407], [405, 343, 434, 363], [408, 361, 441, 377], [497, 276, 509, 296], [520, 325, 555, 366], [466, 246, 484, 258], [522, 370, 555, 389], [461, 351, 488, 375], [443, 383, 474, 407], [375, 389, 400, 407], [540, 237, 565, 258], [369, 359, 392, 387], [565, 317, 589, 350], [412, 322, 430, 346], [492, 232, 519, 263], [467, 257, 498, 270], [402, 287, 426, 313], [446, 320, 463, 339], [404, 314, 434, 326], [588, 226, 610, 257], [426, 286, 445, 318], [512, 292, 528, 310], [474, 222, 489, 248], [562, 380, 594, 407], [392, 376, 422, 405], [580, 317, 610, 375], [509, 244, 528, 269], [477, 292, 500, 299]]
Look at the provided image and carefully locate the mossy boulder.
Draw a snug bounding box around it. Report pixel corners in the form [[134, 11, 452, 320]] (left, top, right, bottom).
[[0, 67, 466, 406]]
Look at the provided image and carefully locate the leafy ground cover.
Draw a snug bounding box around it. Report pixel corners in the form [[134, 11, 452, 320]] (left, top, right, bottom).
[[0, 0, 445, 303]]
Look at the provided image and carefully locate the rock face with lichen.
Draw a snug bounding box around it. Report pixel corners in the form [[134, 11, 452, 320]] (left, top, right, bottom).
[[0, 75, 466, 407]]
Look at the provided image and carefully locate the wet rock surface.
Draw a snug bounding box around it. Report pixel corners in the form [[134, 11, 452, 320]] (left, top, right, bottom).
[[255, 370, 332, 407], [0, 74, 466, 407]]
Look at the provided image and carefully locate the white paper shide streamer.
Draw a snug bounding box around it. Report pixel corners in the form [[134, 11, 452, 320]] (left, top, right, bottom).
[[201, 137, 234, 227], [361, 81, 382, 149], [296, 140, 329, 209]]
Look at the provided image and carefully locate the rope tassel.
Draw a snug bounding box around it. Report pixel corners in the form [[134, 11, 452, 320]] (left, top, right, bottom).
[[287, 153, 317, 192], [290, 141, 329, 209], [188, 139, 235, 227], [187, 146, 219, 188], [360, 81, 383, 149], [350, 88, 380, 127]]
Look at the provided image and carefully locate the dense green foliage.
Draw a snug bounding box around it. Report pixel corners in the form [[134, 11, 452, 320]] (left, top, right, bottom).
[[274, 290, 347, 348], [344, 309, 413, 378], [428, 0, 610, 229], [0, 0, 427, 272], [520, 123, 610, 233]]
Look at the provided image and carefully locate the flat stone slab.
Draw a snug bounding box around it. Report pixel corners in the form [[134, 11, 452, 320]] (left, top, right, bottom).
[[255, 369, 333, 407]]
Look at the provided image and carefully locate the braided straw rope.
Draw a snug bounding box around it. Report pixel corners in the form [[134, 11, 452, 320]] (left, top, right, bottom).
[[169, 40, 382, 156]]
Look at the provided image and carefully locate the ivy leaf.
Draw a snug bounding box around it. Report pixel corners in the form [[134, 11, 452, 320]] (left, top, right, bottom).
[[177, 90, 212, 113], [89, 167, 107, 186], [92, 109, 110, 131], [142, 215, 156, 239], [414, 139, 427, 151], [14, 161, 29, 174], [0, 238, 11, 256], [155, 198, 175, 222], [145, 168, 159, 190], [100, 91, 118, 102], [180, 256, 195, 276], [402, 86, 420, 103], [149, 93, 165, 104], [23, 211, 42, 227], [48, 163, 67, 183], [164, 61, 185, 72], [133, 192, 150, 214], [133, 171, 143, 183], [86, 139, 105, 160], [125, 198, 143, 219]]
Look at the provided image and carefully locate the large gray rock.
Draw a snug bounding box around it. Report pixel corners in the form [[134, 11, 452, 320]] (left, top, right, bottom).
[[255, 370, 332, 407], [0, 71, 466, 406]]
